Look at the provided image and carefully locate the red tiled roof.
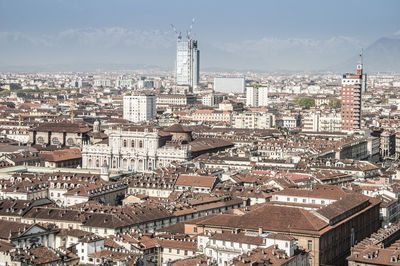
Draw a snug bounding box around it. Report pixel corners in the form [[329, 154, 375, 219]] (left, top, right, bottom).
[[175, 175, 216, 188]]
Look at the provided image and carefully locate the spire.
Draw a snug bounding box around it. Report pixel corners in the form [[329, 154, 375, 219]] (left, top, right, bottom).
[[357, 49, 363, 75]]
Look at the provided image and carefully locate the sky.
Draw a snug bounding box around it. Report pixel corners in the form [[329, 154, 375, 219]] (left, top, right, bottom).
[[0, 0, 399, 72]]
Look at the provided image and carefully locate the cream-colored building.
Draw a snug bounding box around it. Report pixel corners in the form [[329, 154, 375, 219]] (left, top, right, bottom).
[[232, 112, 275, 129], [82, 126, 190, 173]]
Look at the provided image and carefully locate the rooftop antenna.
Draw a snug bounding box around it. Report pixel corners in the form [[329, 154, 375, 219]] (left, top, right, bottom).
[[360, 48, 363, 65], [170, 24, 182, 40]]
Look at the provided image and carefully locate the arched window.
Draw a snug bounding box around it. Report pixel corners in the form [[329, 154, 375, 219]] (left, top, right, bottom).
[[96, 159, 100, 168], [131, 140, 135, 148], [123, 140, 127, 147], [139, 140, 143, 148]]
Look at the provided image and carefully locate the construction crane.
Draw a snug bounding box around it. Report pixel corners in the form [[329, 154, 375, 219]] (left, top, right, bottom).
[[186, 17, 195, 40], [171, 18, 196, 41], [65, 101, 75, 123], [170, 24, 182, 40]]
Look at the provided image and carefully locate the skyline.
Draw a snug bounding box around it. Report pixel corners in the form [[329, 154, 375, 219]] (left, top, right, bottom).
[[0, 0, 399, 72]]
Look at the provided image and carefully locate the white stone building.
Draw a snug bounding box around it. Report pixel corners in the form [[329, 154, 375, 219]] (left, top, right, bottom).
[[82, 126, 190, 173]]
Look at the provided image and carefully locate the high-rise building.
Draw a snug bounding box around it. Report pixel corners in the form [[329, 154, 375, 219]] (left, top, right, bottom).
[[341, 62, 365, 131], [214, 77, 245, 93], [176, 38, 200, 90], [123, 95, 156, 123], [246, 86, 268, 107], [246, 86, 258, 107]]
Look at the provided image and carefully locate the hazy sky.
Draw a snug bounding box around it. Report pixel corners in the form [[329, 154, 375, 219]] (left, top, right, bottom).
[[0, 0, 399, 71]]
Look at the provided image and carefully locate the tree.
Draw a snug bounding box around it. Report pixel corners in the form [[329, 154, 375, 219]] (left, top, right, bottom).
[[294, 97, 315, 109]]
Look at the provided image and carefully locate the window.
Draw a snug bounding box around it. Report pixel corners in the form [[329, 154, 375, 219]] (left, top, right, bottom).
[[177, 249, 180, 254], [123, 140, 127, 147], [308, 240, 312, 250], [67, 138, 74, 146], [184, 250, 188, 255], [321, 200, 325, 204], [35, 136, 45, 145], [287, 197, 290, 202], [52, 137, 60, 145], [169, 248, 172, 253], [303, 199, 306, 203], [193, 227, 197, 233]]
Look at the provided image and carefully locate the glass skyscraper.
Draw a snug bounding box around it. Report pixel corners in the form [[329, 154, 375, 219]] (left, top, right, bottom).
[[176, 38, 200, 90]]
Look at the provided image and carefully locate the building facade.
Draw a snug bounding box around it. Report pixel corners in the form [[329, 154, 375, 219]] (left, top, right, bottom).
[[341, 63, 365, 131], [232, 112, 275, 129], [246, 86, 268, 107], [156, 94, 196, 106], [214, 77, 245, 94], [82, 126, 190, 173], [29, 122, 90, 148], [176, 38, 200, 90], [303, 112, 342, 132], [123, 95, 156, 123]]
